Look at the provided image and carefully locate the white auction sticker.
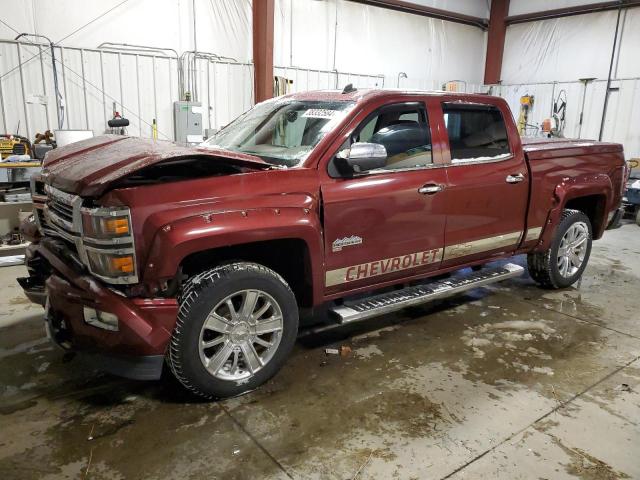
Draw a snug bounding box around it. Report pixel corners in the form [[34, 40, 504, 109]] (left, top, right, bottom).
[[302, 109, 338, 119]]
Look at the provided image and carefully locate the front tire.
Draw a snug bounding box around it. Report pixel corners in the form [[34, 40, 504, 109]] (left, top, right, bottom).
[[527, 209, 592, 289], [168, 262, 299, 399]]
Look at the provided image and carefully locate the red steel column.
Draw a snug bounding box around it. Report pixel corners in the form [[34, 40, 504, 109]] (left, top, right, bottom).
[[484, 0, 510, 85], [253, 0, 275, 103]]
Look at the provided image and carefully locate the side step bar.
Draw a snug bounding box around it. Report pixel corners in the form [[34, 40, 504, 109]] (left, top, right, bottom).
[[329, 263, 524, 324]]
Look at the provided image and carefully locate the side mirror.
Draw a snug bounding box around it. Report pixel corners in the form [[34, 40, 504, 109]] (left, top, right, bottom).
[[334, 142, 387, 175]]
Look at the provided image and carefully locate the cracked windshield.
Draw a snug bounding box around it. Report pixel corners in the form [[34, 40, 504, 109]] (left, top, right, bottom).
[[203, 99, 354, 167]]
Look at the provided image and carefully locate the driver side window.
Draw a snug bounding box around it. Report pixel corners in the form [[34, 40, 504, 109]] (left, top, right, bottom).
[[354, 103, 432, 171]]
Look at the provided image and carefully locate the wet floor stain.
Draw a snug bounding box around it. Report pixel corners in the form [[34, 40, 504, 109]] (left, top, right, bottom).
[[8, 296, 32, 306], [555, 437, 631, 480]]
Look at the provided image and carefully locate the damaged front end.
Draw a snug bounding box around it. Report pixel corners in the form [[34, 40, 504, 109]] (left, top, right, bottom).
[[16, 135, 277, 379]]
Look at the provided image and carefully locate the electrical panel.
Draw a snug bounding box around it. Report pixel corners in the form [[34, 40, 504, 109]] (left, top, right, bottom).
[[173, 101, 203, 145]]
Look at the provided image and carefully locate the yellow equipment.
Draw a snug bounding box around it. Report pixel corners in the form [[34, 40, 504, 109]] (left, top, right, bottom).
[[0, 135, 32, 160], [517, 95, 534, 135]]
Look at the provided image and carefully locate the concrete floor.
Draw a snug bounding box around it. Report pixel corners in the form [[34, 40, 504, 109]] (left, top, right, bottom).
[[1, 223, 639, 480]]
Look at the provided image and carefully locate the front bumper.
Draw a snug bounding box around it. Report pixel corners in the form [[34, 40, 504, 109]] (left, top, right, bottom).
[[17, 275, 47, 306], [21, 238, 178, 380]]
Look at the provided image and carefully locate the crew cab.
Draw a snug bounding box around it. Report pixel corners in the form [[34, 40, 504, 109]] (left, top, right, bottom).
[[19, 89, 627, 398]]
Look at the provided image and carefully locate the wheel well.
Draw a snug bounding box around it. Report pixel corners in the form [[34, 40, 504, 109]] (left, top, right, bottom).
[[564, 195, 607, 237], [180, 239, 314, 307]]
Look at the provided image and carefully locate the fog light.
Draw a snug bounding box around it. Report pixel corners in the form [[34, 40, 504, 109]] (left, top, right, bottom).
[[83, 307, 119, 331]]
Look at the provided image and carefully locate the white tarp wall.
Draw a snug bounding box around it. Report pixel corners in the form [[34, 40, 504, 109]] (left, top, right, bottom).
[[498, 5, 640, 158], [274, 0, 487, 92], [0, 0, 251, 62]]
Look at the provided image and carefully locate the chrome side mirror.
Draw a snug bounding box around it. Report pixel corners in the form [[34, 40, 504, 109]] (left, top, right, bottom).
[[335, 142, 387, 175]]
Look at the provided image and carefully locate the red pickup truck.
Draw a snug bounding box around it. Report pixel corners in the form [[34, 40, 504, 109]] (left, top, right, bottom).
[[19, 89, 627, 398]]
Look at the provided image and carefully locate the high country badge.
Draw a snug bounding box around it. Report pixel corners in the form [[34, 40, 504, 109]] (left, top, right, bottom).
[[332, 235, 363, 252]]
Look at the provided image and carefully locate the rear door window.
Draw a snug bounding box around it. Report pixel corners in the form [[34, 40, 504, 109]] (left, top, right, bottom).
[[442, 103, 511, 163]]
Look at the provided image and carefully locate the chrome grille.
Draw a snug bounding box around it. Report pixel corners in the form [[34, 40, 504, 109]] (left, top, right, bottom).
[[48, 198, 74, 223], [43, 185, 82, 236], [41, 185, 83, 260]]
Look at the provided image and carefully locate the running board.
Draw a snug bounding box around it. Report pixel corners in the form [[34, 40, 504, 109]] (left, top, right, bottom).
[[329, 263, 524, 324]]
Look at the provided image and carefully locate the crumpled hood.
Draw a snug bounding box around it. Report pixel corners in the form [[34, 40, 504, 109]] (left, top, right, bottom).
[[42, 135, 269, 197]]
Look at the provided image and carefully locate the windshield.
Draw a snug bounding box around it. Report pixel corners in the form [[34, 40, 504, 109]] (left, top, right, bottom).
[[203, 99, 354, 167]]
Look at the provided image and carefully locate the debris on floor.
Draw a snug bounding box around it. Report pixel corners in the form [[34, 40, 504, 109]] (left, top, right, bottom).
[[324, 345, 352, 357], [339, 345, 352, 357]]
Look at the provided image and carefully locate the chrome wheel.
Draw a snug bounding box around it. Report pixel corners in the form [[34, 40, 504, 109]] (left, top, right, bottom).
[[557, 221, 589, 278], [198, 289, 284, 381]]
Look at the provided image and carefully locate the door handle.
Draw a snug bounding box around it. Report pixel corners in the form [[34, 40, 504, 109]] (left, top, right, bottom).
[[418, 184, 444, 195], [506, 173, 525, 184]]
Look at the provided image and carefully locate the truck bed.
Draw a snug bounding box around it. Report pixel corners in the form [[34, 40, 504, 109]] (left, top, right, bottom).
[[521, 137, 623, 161]]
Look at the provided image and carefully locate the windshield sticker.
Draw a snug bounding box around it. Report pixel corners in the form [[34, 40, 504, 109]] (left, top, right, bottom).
[[302, 109, 340, 119]]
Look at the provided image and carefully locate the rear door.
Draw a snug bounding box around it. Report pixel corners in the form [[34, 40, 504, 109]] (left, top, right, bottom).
[[438, 100, 529, 267], [321, 100, 447, 294]]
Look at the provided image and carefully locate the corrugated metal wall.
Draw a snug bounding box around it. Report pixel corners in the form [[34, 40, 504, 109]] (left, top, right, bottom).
[[0, 40, 387, 141], [273, 66, 384, 92], [0, 40, 179, 141], [491, 78, 640, 158]]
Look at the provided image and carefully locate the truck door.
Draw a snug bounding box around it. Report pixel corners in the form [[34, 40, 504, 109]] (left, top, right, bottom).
[[321, 101, 447, 295], [438, 101, 529, 268]]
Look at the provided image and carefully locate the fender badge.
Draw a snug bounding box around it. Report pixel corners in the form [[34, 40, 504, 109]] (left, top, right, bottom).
[[332, 235, 363, 252]]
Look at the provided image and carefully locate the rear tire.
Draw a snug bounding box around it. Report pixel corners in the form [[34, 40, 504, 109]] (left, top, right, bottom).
[[527, 209, 592, 289], [168, 262, 299, 399]]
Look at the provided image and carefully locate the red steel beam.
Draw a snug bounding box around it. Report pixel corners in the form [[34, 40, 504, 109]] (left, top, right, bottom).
[[506, 0, 640, 25], [252, 0, 275, 103], [347, 0, 488, 29], [484, 0, 509, 85]]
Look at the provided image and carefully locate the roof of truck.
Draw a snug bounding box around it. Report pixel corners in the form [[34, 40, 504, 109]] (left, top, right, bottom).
[[280, 88, 493, 103]]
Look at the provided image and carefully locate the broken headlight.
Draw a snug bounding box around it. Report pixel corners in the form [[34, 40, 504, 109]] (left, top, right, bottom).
[[82, 209, 131, 239], [80, 206, 138, 284]]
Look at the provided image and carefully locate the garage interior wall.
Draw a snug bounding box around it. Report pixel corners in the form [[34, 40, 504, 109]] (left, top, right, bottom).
[[273, 0, 488, 91], [0, 0, 491, 141], [497, 1, 640, 158], [0, 0, 252, 139]]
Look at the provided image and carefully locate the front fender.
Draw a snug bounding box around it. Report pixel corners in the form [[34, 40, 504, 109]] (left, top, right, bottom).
[[536, 173, 612, 250], [143, 207, 325, 303]]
